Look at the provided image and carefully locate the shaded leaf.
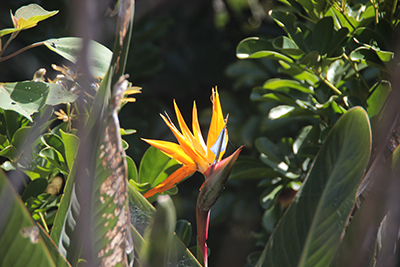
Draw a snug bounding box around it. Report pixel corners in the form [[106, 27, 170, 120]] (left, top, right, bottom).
[[21, 178, 48, 202], [0, 170, 58, 267], [230, 156, 281, 180], [256, 107, 371, 267], [175, 220, 192, 247]]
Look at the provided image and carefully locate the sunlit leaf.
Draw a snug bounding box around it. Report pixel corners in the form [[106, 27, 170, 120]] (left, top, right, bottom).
[[138, 146, 181, 187], [0, 82, 49, 121], [12, 4, 58, 30], [44, 38, 112, 78], [237, 37, 294, 62]]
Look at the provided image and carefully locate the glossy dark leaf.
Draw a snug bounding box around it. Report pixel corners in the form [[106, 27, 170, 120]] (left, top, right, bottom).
[[21, 178, 48, 202], [237, 37, 294, 62]]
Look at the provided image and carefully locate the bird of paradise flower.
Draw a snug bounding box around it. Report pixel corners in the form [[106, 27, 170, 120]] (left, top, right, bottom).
[[142, 88, 242, 267]]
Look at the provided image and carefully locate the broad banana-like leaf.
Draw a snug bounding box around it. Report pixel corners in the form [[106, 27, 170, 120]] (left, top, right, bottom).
[[127, 182, 202, 266], [331, 145, 400, 266], [50, 2, 135, 265], [51, 76, 134, 267], [0, 170, 70, 267], [139, 195, 202, 267], [256, 107, 371, 267]]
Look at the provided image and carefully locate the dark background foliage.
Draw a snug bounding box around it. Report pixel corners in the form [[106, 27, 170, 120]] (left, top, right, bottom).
[[0, 1, 284, 266]]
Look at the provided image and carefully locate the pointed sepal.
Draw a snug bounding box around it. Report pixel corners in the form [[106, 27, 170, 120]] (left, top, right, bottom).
[[197, 146, 243, 211]]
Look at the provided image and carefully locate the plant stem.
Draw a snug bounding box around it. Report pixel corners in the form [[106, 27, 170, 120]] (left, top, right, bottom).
[[39, 212, 50, 233], [318, 73, 342, 95], [0, 31, 20, 57], [342, 52, 370, 92], [0, 41, 45, 62]]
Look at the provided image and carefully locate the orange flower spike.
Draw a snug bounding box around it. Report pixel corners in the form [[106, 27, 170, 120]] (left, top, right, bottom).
[[142, 87, 234, 198]]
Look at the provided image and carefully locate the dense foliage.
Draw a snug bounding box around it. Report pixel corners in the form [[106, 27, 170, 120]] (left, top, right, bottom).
[[0, 0, 399, 267]]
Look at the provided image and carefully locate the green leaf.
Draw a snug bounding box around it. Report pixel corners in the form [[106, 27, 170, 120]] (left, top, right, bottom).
[[273, 37, 304, 60], [44, 38, 112, 78], [39, 147, 68, 174], [0, 170, 59, 267], [312, 17, 334, 56], [278, 61, 319, 84], [349, 47, 387, 70], [0, 82, 50, 121], [263, 79, 314, 94], [331, 145, 400, 266], [175, 220, 192, 247], [120, 128, 137, 135], [59, 130, 80, 171], [126, 155, 138, 182], [50, 2, 136, 265], [139, 146, 181, 187], [0, 28, 20, 38], [13, 4, 58, 30], [42, 133, 65, 158], [230, 156, 281, 180], [237, 37, 294, 62], [366, 80, 391, 119], [326, 4, 375, 32], [21, 178, 48, 202], [45, 83, 78, 105], [12, 126, 32, 152], [256, 107, 371, 267], [260, 185, 283, 210], [269, 11, 306, 51], [0, 145, 18, 159], [255, 137, 283, 163], [139, 196, 202, 267]]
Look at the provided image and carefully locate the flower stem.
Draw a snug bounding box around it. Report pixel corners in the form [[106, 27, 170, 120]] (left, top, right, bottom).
[[0, 41, 45, 62]]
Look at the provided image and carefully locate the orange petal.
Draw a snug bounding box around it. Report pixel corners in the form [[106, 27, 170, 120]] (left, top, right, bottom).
[[192, 101, 207, 155], [174, 101, 207, 157], [206, 88, 227, 162], [161, 114, 209, 172], [141, 138, 195, 166], [143, 165, 197, 198]]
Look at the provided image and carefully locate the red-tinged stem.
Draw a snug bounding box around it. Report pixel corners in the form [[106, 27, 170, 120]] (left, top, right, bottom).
[[196, 206, 210, 267]]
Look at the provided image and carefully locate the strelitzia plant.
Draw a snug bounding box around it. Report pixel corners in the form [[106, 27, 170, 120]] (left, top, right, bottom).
[[142, 88, 242, 266]]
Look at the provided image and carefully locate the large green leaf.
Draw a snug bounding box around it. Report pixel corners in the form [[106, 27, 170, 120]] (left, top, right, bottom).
[[139, 146, 181, 187], [0, 82, 49, 121], [331, 145, 400, 266], [0, 170, 69, 267], [256, 107, 371, 267], [44, 37, 112, 78], [0, 82, 77, 121]]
